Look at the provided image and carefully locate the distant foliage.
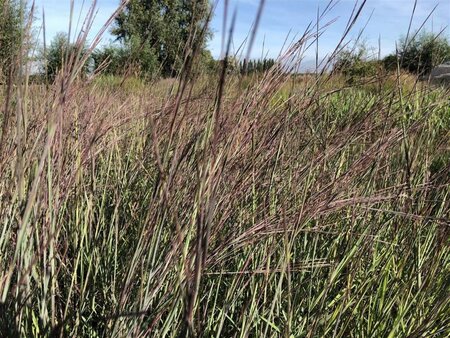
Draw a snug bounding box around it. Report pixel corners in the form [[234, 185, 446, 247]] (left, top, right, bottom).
[[111, 0, 211, 77], [193, 49, 217, 75], [92, 41, 159, 79], [92, 44, 129, 76], [44, 32, 89, 81], [382, 54, 398, 72], [401, 32, 450, 74], [220, 56, 239, 74], [333, 44, 380, 81], [239, 58, 276, 75], [386, 32, 450, 74], [0, 0, 22, 79]]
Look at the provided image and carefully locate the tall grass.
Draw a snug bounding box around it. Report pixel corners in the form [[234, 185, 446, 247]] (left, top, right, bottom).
[[0, 0, 449, 337]]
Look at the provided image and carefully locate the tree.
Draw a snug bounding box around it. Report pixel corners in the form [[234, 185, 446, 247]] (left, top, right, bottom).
[[333, 43, 379, 81], [111, 0, 211, 77], [92, 42, 159, 78], [382, 54, 398, 72], [44, 32, 90, 81], [397, 31, 450, 74], [0, 0, 22, 80], [92, 44, 128, 76], [239, 58, 276, 75], [193, 48, 216, 75]]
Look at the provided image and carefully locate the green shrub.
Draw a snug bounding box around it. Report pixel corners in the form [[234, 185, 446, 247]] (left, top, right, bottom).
[[382, 54, 398, 71], [92, 44, 129, 76], [93, 39, 159, 79], [333, 44, 380, 82], [44, 32, 90, 81], [397, 31, 450, 74]]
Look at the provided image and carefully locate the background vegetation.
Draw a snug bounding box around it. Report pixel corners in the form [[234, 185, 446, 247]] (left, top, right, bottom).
[[334, 32, 450, 81], [0, 0, 22, 80]]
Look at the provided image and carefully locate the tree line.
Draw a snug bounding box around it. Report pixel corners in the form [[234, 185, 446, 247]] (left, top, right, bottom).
[[333, 32, 450, 81], [1, 0, 449, 82]]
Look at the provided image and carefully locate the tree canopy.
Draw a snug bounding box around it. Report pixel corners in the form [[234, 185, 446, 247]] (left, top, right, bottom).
[[387, 31, 450, 74], [111, 0, 211, 77], [42, 32, 91, 81], [0, 0, 22, 79]]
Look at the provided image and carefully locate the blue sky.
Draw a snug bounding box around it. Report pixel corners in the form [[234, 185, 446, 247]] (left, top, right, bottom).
[[33, 0, 450, 63]]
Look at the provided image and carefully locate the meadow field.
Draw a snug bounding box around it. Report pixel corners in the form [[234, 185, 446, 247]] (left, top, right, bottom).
[[0, 1, 449, 337], [1, 66, 449, 337]]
